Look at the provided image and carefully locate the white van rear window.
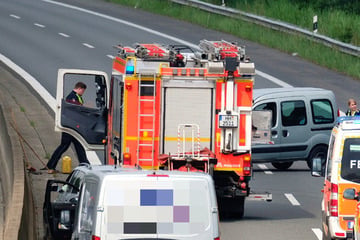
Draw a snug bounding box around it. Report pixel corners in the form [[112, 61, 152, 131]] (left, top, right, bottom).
[[341, 138, 360, 183], [101, 177, 211, 236]]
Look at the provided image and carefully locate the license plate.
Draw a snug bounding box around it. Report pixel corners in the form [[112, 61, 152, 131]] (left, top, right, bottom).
[[219, 115, 238, 128]]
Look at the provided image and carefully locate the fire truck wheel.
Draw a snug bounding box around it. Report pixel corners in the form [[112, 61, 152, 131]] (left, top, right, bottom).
[[218, 197, 245, 219], [271, 161, 293, 170], [209, 163, 214, 177], [307, 145, 328, 170]]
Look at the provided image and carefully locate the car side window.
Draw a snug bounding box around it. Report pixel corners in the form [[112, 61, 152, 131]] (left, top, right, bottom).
[[253, 102, 277, 128], [80, 182, 97, 233], [311, 99, 334, 124], [281, 100, 307, 126]]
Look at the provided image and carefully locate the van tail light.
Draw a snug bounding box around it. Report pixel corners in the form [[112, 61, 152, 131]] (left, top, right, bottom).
[[337, 108, 340, 117], [92, 236, 100, 240], [330, 183, 339, 217], [243, 155, 251, 176], [214, 237, 220, 240]]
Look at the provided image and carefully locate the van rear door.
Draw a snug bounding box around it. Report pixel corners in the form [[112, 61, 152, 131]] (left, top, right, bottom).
[[99, 173, 219, 240]]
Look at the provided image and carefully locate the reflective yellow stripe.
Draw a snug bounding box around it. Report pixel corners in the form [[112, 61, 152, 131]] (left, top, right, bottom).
[[76, 94, 83, 104]]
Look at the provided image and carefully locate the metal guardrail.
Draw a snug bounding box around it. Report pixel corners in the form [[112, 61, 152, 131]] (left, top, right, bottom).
[[171, 0, 360, 57]]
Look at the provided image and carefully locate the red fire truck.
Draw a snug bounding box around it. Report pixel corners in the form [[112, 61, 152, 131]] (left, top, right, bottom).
[[55, 40, 272, 217]]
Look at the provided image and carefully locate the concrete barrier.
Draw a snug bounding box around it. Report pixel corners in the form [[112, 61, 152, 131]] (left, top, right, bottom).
[[0, 103, 25, 240]]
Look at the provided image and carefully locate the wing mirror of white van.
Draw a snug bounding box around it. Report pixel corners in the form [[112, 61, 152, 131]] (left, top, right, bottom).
[[311, 157, 324, 177], [343, 188, 359, 201]]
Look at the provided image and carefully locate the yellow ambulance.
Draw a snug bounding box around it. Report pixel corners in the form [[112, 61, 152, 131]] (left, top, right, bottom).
[[312, 116, 360, 240]]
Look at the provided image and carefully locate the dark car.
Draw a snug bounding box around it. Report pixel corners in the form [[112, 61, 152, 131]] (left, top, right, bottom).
[[43, 166, 87, 240]]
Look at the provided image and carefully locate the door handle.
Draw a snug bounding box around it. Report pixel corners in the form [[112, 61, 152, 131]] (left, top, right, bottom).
[[282, 130, 289, 137], [271, 130, 278, 138]]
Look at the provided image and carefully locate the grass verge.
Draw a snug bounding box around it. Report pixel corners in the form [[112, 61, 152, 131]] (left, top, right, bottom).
[[109, 0, 360, 79]]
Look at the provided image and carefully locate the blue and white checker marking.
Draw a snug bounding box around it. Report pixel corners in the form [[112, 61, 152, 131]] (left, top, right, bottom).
[[103, 177, 210, 235]]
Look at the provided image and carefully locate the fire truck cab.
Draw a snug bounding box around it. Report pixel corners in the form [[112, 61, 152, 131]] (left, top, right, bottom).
[[55, 40, 271, 218]]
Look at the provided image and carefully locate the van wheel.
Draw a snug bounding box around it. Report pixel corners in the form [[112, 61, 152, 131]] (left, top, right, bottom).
[[307, 145, 328, 169], [271, 161, 293, 170]]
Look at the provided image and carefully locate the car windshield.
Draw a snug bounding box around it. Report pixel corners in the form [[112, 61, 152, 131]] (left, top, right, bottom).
[[341, 138, 360, 183]]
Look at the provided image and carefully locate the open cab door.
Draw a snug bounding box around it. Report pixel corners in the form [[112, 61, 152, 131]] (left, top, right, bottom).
[[55, 69, 109, 151]]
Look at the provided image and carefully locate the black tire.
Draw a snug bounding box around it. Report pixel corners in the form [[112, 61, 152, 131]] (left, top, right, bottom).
[[218, 197, 245, 219], [209, 163, 214, 177], [307, 145, 328, 169], [271, 161, 294, 170]]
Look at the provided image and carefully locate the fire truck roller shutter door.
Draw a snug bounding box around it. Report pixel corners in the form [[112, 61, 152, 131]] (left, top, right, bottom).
[[163, 88, 212, 154]]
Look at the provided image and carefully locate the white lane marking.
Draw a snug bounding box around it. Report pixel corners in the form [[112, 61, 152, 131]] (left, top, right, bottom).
[[0, 53, 101, 165], [82, 43, 94, 49], [285, 193, 301, 206], [312, 228, 322, 240], [257, 164, 273, 174], [10, 14, 21, 19], [256, 70, 293, 87], [42, 0, 291, 87], [107, 54, 114, 59], [58, 32, 70, 38], [34, 23, 45, 28]]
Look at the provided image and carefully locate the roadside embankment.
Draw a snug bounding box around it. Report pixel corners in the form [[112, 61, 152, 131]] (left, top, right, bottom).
[[0, 63, 73, 239]]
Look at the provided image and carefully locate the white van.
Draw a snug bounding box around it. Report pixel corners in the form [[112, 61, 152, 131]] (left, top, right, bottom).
[[43, 165, 220, 240]]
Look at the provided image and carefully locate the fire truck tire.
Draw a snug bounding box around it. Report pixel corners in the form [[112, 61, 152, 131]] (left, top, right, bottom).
[[218, 197, 245, 219], [271, 161, 293, 170], [209, 163, 214, 177], [307, 145, 328, 169]]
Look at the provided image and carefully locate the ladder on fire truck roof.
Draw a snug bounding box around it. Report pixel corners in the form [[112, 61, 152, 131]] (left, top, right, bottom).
[[199, 39, 245, 60], [136, 73, 157, 168]]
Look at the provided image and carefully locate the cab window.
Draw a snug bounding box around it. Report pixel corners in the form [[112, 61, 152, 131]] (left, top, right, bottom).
[[311, 99, 334, 124], [281, 100, 307, 126], [63, 73, 107, 110], [340, 138, 360, 183]]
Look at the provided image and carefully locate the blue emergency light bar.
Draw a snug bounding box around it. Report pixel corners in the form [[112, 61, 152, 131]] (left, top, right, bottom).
[[126, 65, 134, 74], [336, 116, 360, 124], [336, 116, 360, 130]]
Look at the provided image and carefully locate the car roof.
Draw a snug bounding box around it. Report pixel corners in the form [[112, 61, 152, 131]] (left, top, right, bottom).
[[74, 164, 211, 181], [253, 87, 334, 102]]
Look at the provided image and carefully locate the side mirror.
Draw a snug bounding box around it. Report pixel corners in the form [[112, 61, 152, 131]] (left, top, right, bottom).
[[343, 188, 357, 201], [311, 157, 323, 177]]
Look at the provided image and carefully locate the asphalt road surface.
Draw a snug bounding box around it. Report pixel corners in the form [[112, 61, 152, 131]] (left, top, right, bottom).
[[1, 0, 359, 239]]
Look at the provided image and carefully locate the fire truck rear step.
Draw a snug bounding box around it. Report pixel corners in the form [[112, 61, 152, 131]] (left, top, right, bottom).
[[247, 192, 272, 202]]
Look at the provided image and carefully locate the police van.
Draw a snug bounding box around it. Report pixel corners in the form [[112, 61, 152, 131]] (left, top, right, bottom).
[[312, 117, 360, 240], [43, 165, 220, 240]]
